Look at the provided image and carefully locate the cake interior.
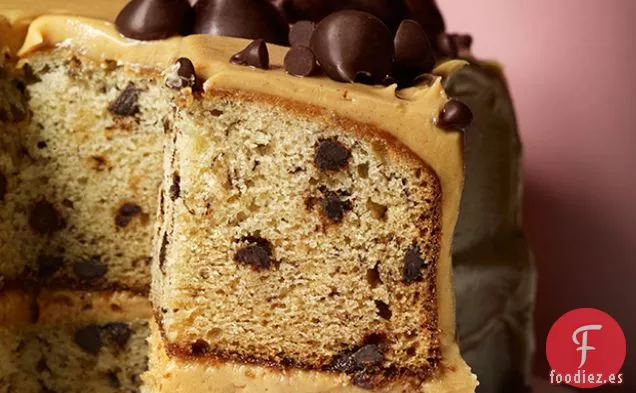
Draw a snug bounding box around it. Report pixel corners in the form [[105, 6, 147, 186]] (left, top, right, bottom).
[[154, 89, 444, 385], [0, 50, 168, 292]]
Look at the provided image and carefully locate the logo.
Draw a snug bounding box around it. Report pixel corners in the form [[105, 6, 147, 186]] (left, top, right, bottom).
[[546, 308, 626, 388]]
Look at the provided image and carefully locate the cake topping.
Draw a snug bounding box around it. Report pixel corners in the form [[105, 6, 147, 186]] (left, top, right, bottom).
[[311, 11, 393, 83], [403, 0, 446, 45], [437, 33, 473, 58], [321, 192, 353, 223], [436, 99, 473, 131], [289, 21, 315, 47], [314, 139, 351, 171], [234, 236, 274, 270], [403, 245, 427, 283], [194, 0, 289, 45], [109, 83, 140, 117], [230, 39, 270, 70], [284, 46, 316, 77], [115, 202, 143, 227], [73, 257, 108, 280], [0, 172, 6, 202], [74, 325, 103, 355], [115, 0, 192, 40], [166, 58, 200, 91], [37, 255, 64, 279], [29, 199, 65, 234], [393, 20, 436, 84], [103, 322, 132, 348]]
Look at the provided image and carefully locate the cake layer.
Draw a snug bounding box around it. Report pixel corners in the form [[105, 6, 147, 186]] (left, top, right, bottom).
[[143, 322, 476, 393], [155, 88, 443, 382], [0, 50, 169, 292], [0, 289, 151, 393]]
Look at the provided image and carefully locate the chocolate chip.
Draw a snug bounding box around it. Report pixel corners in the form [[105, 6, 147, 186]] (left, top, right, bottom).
[[73, 257, 108, 280], [311, 11, 393, 83], [169, 172, 181, 201], [102, 323, 132, 348], [281, 1, 404, 30], [435, 99, 473, 131], [115, 0, 192, 40], [403, 245, 427, 283], [437, 33, 457, 58], [352, 345, 384, 369], [109, 83, 139, 117], [106, 369, 121, 389], [230, 39, 270, 70], [284, 46, 316, 77], [28, 199, 65, 234], [194, 0, 289, 45], [235, 236, 273, 270], [328, 344, 385, 374], [404, 0, 446, 44], [374, 300, 392, 320], [393, 20, 435, 84], [74, 325, 102, 355], [289, 21, 315, 47], [321, 192, 352, 223], [190, 339, 211, 355], [22, 63, 41, 84], [166, 57, 200, 91], [115, 202, 143, 227], [0, 171, 6, 202], [37, 255, 64, 279], [314, 139, 351, 171]]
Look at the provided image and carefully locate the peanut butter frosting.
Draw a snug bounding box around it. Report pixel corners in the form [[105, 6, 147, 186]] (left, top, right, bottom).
[[0, 2, 475, 391]]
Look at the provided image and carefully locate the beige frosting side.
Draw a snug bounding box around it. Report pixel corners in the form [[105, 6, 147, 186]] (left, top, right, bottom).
[[1, 6, 473, 391], [143, 323, 476, 393]]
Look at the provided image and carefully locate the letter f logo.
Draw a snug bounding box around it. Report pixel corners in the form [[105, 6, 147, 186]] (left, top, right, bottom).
[[573, 324, 602, 368]]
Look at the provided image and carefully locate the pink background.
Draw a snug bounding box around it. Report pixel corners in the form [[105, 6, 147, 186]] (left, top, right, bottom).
[[439, 0, 636, 391]]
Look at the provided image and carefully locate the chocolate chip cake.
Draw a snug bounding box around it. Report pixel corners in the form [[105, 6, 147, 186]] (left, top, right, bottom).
[[0, 0, 535, 392], [0, 290, 151, 393]]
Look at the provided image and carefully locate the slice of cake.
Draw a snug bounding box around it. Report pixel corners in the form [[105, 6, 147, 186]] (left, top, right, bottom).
[[0, 290, 151, 393], [0, 19, 169, 293]]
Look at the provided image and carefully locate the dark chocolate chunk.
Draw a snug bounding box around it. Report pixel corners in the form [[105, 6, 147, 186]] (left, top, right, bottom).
[[230, 39, 270, 70], [115, 0, 192, 40], [37, 255, 64, 279], [166, 57, 200, 91], [289, 21, 315, 47], [22, 63, 41, 84], [435, 99, 473, 131], [393, 20, 435, 84], [73, 257, 108, 280], [234, 236, 273, 270], [109, 83, 139, 117], [314, 139, 351, 171], [74, 325, 102, 355], [403, 245, 427, 283], [194, 0, 289, 45], [115, 202, 143, 228], [404, 0, 446, 44], [106, 369, 122, 389], [102, 323, 132, 348], [190, 339, 211, 355], [169, 172, 181, 201], [311, 11, 393, 83], [0, 171, 6, 202], [352, 345, 385, 368], [28, 199, 65, 234], [321, 192, 352, 223], [374, 300, 392, 320], [437, 33, 458, 58], [284, 46, 316, 77]]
